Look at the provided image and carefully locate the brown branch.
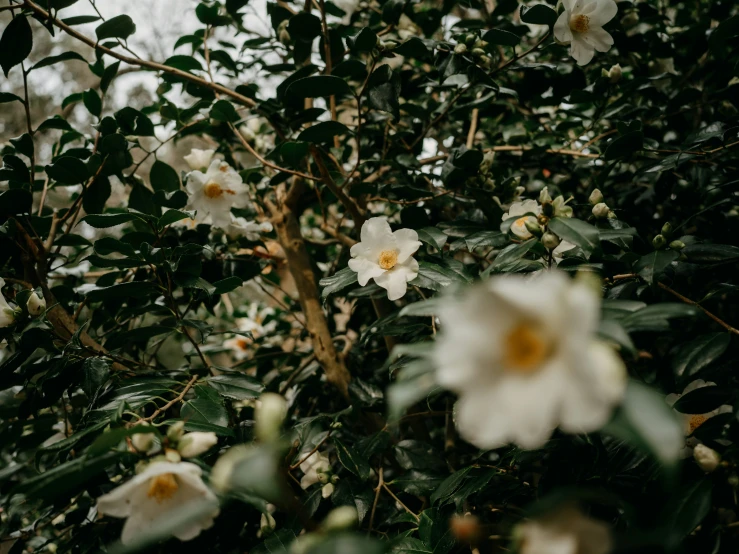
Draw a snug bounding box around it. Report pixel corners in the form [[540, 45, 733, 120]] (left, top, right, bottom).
[[310, 146, 364, 228], [657, 282, 739, 336], [24, 0, 257, 109], [141, 375, 199, 422], [367, 467, 384, 534], [289, 429, 333, 470]]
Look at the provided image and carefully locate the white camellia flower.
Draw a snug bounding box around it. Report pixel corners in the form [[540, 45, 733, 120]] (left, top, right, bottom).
[[178, 431, 219, 458], [26, 290, 46, 317], [515, 505, 612, 554], [0, 279, 16, 328], [224, 304, 279, 359], [300, 452, 331, 490], [348, 217, 421, 301], [96, 461, 220, 544], [434, 270, 627, 450], [186, 160, 249, 229], [666, 380, 733, 457], [184, 148, 215, 171], [502, 199, 541, 239], [227, 215, 273, 241], [554, 0, 618, 66]]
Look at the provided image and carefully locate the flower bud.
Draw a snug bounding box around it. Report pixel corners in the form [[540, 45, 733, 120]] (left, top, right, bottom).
[[471, 48, 486, 57], [277, 20, 291, 45], [592, 202, 611, 218], [321, 482, 335, 498], [164, 448, 182, 463], [255, 393, 287, 442], [322, 506, 357, 531], [454, 43, 468, 54], [661, 222, 672, 236], [131, 423, 157, 453], [669, 240, 685, 250], [652, 234, 667, 249], [538, 187, 552, 204], [178, 431, 218, 458], [524, 219, 543, 237], [693, 444, 721, 473], [588, 188, 604, 205], [167, 420, 186, 442], [26, 290, 46, 316], [605, 64, 622, 84], [183, 149, 215, 171], [607, 211, 618, 219], [541, 232, 561, 250], [260, 512, 277, 534], [450, 513, 482, 543]]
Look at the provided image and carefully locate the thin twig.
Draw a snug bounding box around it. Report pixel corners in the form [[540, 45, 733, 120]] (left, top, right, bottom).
[[142, 375, 199, 422], [367, 467, 384, 534], [657, 282, 739, 336], [289, 429, 333, 470]]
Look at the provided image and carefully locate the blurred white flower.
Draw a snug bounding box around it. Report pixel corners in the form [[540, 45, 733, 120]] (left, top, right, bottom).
[[228, 215, 273, 241], [178, 432, 218, 458], [516, 505, 612, 554], [397, 14, 420, 41], [603, 63, 622, 83], [693, 444, 721, 473], [131, 423, 157, 454], [333, 0, 361, 23], [0, 279, 16, 328], [138, 136, 160, 153], [26, 290, 46, 317], [186, 160, 248, 228], [434, 270, 626, 450], [300, 451, 331, 489], [502, 199, 541, 240], [666, 380, 733, 456], [96, 461, 219, 544], [255, 393, 287, 442], [239, 119, 273, 152], [184, 148, 215, 171], [224, 304, 278, 359], [348, 217, 421, 301], [554, 0, 618, 66]]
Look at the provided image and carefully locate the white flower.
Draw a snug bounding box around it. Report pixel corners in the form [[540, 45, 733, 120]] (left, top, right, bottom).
[[227, 215, 273, 241], [131, 424, 157, 454], [554, 0, 618, 66], [502, 199, 541, 240], [138, 136, 160, 153], [553, 240, 577, 263], [178, 432, 218, 458], [300, 452, 331, 489], [0, 279, 16, 328], [516, 505, 612, 554], [26, 290, 46, 317], [96, 461, 219, 544], [186, 160, 249, 228], [666, 380, 733, 457], [255, 393, 287, 442], [603, 63, 622, 83], [434, 270, 627, 450], [184, 148, 215, 171], [693, 444, 721, 473], [224, 304, 278, 359], [348, 217, 421, 301]]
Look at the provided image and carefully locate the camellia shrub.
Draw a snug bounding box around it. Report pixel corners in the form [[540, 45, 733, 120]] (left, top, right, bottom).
[[1, 0, 739, 552]]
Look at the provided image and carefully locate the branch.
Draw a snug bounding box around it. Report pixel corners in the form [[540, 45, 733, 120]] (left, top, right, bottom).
[[658, 282, 739, 336], [141, 375, 199, 422], [24, 0, 257, 108]]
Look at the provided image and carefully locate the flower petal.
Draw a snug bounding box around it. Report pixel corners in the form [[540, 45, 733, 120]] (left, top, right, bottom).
[[570, 35, 595, 66], [583, 27, 614, 52], [348, 258, 385, 286], [393, 228, 422, 263], [360, 217, 396, 251], [586, 0, 618, 26], [374, 268, 410, 301], [554, 11, 573, 43]]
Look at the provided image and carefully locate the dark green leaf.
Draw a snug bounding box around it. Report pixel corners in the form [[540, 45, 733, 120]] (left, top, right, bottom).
[[206, 374, 264, 400], [634, 249, 678, 285], [95, 15, 136, 41], [0, 15, 33, 77], [334, 438, 372, 479], [547, 217, 600, 259], [285, 75, 351, 100], [46, 156, 90, 184], [297, 121, 351, 143], [30, 51, 86, 71], [150, 160, 181, 192], [672, 333, 731, 381], [520, 4, 557, 26]]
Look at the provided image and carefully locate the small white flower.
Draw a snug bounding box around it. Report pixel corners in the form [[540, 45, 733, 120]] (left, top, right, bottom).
[[186, 160, 249, 228], [131, 424, 157, 454], [516, 505, 612, 554], [693, 444, 721, 473], [300, 452, 331, 489], [666, 380, 733, 457], [178, 432, 219, 458], [434, 270, 626, 450], [227, 215, 273, 241], [554, 0, 618, 66], [604, 63, 622, 83], [96, 461, 219, 544], [184, 148, 215, 171], [502, 199, 541, 240], [0, 279, 16, 328], [26, 290, 46, 317], [321, 483, 335, 498], [348, 217, 421, 301]]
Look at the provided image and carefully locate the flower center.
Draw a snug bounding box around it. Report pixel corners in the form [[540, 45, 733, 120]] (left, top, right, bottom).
[[204, 182, 236, 199], [147, 473, 179, 503], [512, 217, 531, 236], [688, 415, 707, 434], [378, 250, 398, 270], [503, 323, 550, 373], [570, 14, 590, 34]]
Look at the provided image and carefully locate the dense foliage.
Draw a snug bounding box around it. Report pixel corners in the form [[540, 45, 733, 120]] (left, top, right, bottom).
[[1, 0, 739, 553]]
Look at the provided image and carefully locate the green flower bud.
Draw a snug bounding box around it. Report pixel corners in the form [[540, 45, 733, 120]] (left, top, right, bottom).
[[454, 43, 468, 54], [652, 234, 667, 249], [661, 222, 672, 236], [588, 188, 604, 205], [541, 232, 561, 250], [525, 219, 543, 237], [669, 240, 685, 250]]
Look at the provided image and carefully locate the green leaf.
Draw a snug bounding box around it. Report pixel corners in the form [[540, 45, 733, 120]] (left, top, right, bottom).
[[281, 141, 310, 165], [82, 357, 111, 397], [393, 37, 430, 58], [285, 75, 351, 100], [45, 156, 90, 184], [30, 51, 86, 71], [671, 385, 730, 414], [622, 303, 699, 332], [212, 276, 244, 294], [633, 249, 678, 285], [417, 227, 448, 250], [430, 467, 472, 505], [210, 99, 240, 122], [287, 12, 322, 42], [672, 333, 731, 381], [181, 397, 229, 427], [604, 131, 644, 161], [95, 14, 136, 41], [150, 160, 181, 192], [320, 267, 359, 298], [0, 92, 23, 104], [390, 538, 433, 554], [86, 281, 158, 302], [0, 190, 32, 216], [410, 262, 462, 291], [100, 61, 120, 93], [483, 28, 521, 46], [297, 121, 351, 143], [419, 508, 456, 554], [520, 4, 557, 26], [82, 212, 139, 228], [547, 217, 600, 259], [349, 27, 378, 52], [207, 374, 264, 400], [0, 15, 33, 77], [164, 54, 203, 72], [367, 65, 401, 120], [663, 479, 712, 545], [83, 175, 111, 214], [682, 243, 739, 263], [83, 88, 102, 118], [334, 438, 372, 479]]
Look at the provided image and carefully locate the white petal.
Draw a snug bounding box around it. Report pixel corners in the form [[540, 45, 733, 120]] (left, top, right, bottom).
[[583, 27, 614, 52], [510, 216, 535, 239], [554, 11, 573, 43], [348, 258, 385, 286], [586, 0, 618, 26], [185, 171, 207, 195], [360, 217, 396, 251], [393, 228, 422, 263], [561, 0, 577, 13], [570, 35, 595, 66], [563, 278, 601, 340], [374, 268, 410, 301]]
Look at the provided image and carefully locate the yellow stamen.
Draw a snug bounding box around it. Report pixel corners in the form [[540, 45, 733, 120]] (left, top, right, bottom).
[[503, 323, 550, 373], [570, 14, 590, 34], [688, 415, 707, 434], [203, 182, 236, 199], [147, 473, 178, 503], [378, 250, 398, 270]]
